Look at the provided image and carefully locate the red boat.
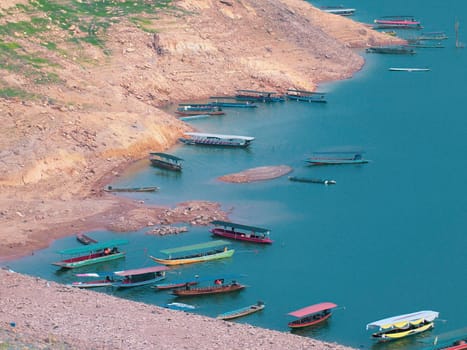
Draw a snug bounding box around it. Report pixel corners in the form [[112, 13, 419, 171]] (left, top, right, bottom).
[[171, 280, 245, 296], [288, 302, 338, 329], [210, 220, 273, 244]]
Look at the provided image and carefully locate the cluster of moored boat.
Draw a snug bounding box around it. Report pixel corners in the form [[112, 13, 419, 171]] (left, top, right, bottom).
[[58, 231, 466, 345]]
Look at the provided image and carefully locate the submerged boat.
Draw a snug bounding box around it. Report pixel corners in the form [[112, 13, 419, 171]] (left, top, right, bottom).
[[209, 99, 258, 108], [285, 89, 327, 103], [70, 278, 113, 289], [366, 46, 416, 54], [235, 89, 285, 102], [149, 152, 183, 172], [172, 279, 245, 296], [149, 240, 234, 266], [366, 310, 439, 341], [165, 302, 197, 310], [288, 176, 336, 185], [288, 302, 338, 329], [422, 327, 467, 350], [179, 132, 255, 148], [76, 233, 98, 245], [210, 220, 273, 244], [217, 301, 265, 320], [52, 239, 128, 269], [307, 152, 369, 165], [389, 67, 430, 72], [104, 186, 159, 192]]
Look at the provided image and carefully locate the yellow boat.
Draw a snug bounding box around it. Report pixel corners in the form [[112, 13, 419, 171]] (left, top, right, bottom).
[[149, 240, 234, 266], [367, 310, 439, 341]]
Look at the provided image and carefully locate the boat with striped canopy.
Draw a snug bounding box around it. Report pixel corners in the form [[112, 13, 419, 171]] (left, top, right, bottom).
[[52, 239, 128, 269], [210, 220, 273, 244], [179, 132, 255, 148], [217, 301, 265, 320], [288, 302, 338, 328], [366, 310, 439, 341], [149, 240, 234, 266]]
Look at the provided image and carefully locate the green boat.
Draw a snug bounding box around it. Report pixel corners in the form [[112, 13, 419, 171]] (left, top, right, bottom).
[[52, 239, 129, 269]]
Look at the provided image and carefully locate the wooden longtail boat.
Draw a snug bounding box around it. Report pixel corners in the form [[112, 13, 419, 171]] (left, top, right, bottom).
[[149, 152, 183, 172], [104, 186, 159, 192], [235, 89, 285, 102], [366, 310, 439, 341], [111, 266, 169, 288], [76, 233, 98, 245], [288, 176, 336, 185], [421, 327, 467, 350], [288, 302, 338, 329], [286, 89, 327, 103], [52, 239, 128, 269], [366, 46, 416, 54], [389, 67, 430, 72], [70, 279, 113, 288], [179, 132, 255, 148], [172, 280, 245, 296], [149, 240, 234, 266], [307, 152, 369, 165], [373, 16, 422, 29], [217, 301, 265, 320], [210, 220, 273, 244], [154, 281, 199, 290]]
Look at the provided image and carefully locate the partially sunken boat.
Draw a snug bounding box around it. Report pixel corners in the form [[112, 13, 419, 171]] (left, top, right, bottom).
[[366, 45, 416, 54], [210, 220, 273, 244], [285, 89, 327, 103], [217, 301, 265, 320], [149, 152, 183, 171], [179, 132, 255, 148]]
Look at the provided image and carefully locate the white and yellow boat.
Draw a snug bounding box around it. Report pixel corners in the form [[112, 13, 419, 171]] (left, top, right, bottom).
[[367, 310, 439, 341]]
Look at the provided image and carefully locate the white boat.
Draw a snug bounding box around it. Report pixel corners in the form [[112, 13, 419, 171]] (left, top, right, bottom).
[[179, 132, 255, 148], [367, 310, 439, 341], [389, 67, 430, 72]]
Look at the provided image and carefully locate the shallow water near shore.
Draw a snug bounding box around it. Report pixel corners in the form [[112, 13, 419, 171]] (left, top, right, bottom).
[[8, 1, 467, 349]]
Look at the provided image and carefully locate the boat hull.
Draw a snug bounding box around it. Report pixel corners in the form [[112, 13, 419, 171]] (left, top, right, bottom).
[[179, 138, 251, 148], [288, 176, 336, 185], [70, 280, 113, 288], [372, 322, 434, 341], [307, 159, 369, 165], [150, 249, 234, 266], [150, 159, 182, 171], [154, 281, 199, 290], [288, 312, 332, 328], [217, 303, 265, 320], [211, 229, 272, 244], [52, 252, 126, 269], [172, 283, 245, 296], [112, 275, 166, 289]]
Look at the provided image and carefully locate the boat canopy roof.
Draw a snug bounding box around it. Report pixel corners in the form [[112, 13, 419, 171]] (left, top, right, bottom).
[[114, 265, 169, 277], [149, 152, 183, 161], [57, 239, 129, 255], [185, 132, 255, 141], [237, 89, 279, 95], [366, 310, 439, 330], [160, 240, 231, 255], [210, 220, 270, 234], [286, 88, 326, 95], [288, 302, 338, 318]]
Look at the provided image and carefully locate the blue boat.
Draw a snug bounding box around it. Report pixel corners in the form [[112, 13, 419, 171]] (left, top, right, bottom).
[[216, 301, 265, 320], [209, 100, 258, 108], [286, 89, 327, 103]]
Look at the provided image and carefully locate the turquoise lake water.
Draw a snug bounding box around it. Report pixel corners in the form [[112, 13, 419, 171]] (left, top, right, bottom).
[[5, 1, 467, 349]]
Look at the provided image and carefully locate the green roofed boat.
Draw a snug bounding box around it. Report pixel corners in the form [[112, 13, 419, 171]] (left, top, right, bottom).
[[149, 152, 183, 171], [149, 240, 234, 266], [52, 239, 129, 269]]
